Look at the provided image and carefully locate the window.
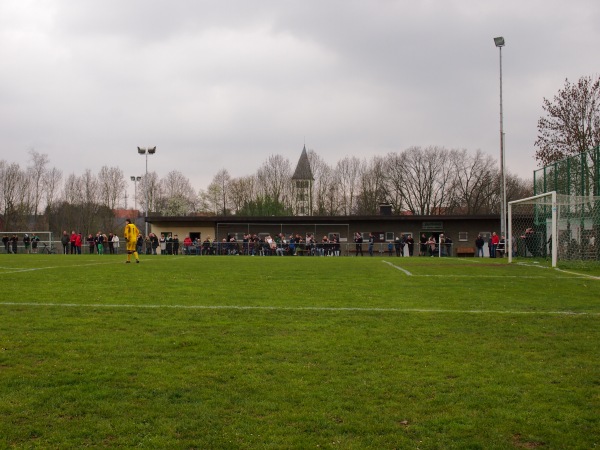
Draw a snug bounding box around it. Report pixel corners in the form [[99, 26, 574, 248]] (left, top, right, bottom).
[[458, 232, 468, 242], [422, 221, 443, 231], [385, 232, 395, 241]]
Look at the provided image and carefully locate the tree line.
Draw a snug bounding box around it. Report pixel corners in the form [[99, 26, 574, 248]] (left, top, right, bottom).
[[203, 147, 532, 217], [0, 146, 532, 237]]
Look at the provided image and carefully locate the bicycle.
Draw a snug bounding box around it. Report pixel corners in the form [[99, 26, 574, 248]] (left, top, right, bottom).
[[41, 243, 57, 254]]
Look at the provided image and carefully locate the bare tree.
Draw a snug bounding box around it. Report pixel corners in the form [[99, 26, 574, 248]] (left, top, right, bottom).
[[335, 156, 362, 215], [450, 149, 496, 214], [400, 146, 454, 215], [228, 175, 256, 214], [43, 167, 63, 213], [156, 170, 197, 216], [356, 156, 388, 215], [535, 75, 600, 166], [0, 161, 28, 229], [214, 169, 232, 215], [138, 172, 160, 215], [384, 152, 407, 214], [203, 181, 223, 215], [98, 166, 127, 211], [307, 150, 338, 215], [256, 155, 291, 206], [27, 150, 50, 220]]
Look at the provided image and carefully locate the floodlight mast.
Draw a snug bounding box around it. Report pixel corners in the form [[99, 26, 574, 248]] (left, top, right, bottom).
[[137, 146, 156, 238], [494, 36, 507, 242]]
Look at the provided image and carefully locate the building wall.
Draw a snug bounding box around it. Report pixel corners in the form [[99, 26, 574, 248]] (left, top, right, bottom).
[[147, 216, 502, 256]]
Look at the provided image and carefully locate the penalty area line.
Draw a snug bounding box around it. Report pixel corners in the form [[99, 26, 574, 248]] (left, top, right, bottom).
[[0, 302, 597, 316], [382, 260, 412, 276]]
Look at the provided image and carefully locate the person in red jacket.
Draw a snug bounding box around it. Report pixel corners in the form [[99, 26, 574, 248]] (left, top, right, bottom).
[[490, 231, 500, 258], [70, 231, 77, 254], [75, 233, 82, 255], [183, 235, 193, 255]]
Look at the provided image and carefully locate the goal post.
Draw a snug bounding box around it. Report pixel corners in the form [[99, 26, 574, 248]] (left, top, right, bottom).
[[508, 192, 557, 267], [509, 191, 600, 268]]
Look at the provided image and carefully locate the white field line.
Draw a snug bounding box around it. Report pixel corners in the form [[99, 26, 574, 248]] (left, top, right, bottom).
[[554, 268, 600, 280], [0, 301, 598, 316], [382, 260, 412, 275], [380, 260, 591, 279], [0, 258, 166, 274]]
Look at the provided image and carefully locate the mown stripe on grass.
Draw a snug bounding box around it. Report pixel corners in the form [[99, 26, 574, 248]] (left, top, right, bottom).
[[0, 301, 597, 316]]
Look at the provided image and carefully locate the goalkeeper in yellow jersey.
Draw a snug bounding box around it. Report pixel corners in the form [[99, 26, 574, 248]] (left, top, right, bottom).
[[124, 218, 140, 263]]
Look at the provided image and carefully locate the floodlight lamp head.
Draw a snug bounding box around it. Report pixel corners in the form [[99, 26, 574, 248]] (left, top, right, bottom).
[[494, 36, 505, 47], [130, 176, 136, 181], [137, 147, 146, 154], [148, 146, 156, 154]]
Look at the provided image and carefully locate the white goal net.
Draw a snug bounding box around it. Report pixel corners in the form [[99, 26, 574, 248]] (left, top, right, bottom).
[[508, 191, 600, 268]]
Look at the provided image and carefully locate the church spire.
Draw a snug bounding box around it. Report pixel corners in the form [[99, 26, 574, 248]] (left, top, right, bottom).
[[292, 145, 314, 181]]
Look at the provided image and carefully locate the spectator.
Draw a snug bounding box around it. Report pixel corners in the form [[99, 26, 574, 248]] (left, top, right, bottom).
[[61, 231, 70, 254], [275, 234, 286, 256], [70, 231, 77, 254], [202, 237, 212, 255], [137, 234, 144, 255], [394, 236, 403, 257], [183, 235, 193, 254], [75, 233, 82, 254], [87, 234, 95, 254], [112, 234, 120, 254], [160, 234, 167, 255], [445, 235, 453, 257], [108, 233, 115, 254], [427, 235, 436, 256], [96, 232, 105, 255], [490, 231, 499, 258], [173, 234, 180, 255], [166, 234, 173, 255], [475, 235, 485, 257], [150, 233, 159, 255], [333, 234, 341, 256], [31, 234, 40, 253], [419, 233, 428, 256], [406, 234, 415, 256], [354, 232, 363, 256]]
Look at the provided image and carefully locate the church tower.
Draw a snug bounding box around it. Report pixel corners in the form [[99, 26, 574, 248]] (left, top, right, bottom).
[[291, 145, 314, 216]]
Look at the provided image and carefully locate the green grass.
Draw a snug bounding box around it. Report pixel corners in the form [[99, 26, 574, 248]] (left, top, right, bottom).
[[0, 254, 599, 449]]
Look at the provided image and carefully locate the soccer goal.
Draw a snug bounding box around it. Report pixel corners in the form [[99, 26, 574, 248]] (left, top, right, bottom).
[[508, 191, 600, 268]]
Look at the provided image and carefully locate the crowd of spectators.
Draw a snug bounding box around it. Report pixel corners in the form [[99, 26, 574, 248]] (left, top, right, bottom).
[[173, 233, 343, 256], [2, 233, 41, 254]]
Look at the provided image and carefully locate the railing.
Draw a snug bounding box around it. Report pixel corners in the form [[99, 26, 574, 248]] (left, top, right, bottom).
[[156, 242, 458, 257], [0, 241, 512, 258]]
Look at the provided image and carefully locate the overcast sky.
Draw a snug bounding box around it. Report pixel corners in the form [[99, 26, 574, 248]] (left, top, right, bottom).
[[1, 0, 598, 205]]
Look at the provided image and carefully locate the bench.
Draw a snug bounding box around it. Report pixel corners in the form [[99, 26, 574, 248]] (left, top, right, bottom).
[[456, 247, 475, 257]]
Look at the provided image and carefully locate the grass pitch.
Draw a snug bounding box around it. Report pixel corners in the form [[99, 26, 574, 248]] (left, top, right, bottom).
[[0, 254, 599, 449]]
